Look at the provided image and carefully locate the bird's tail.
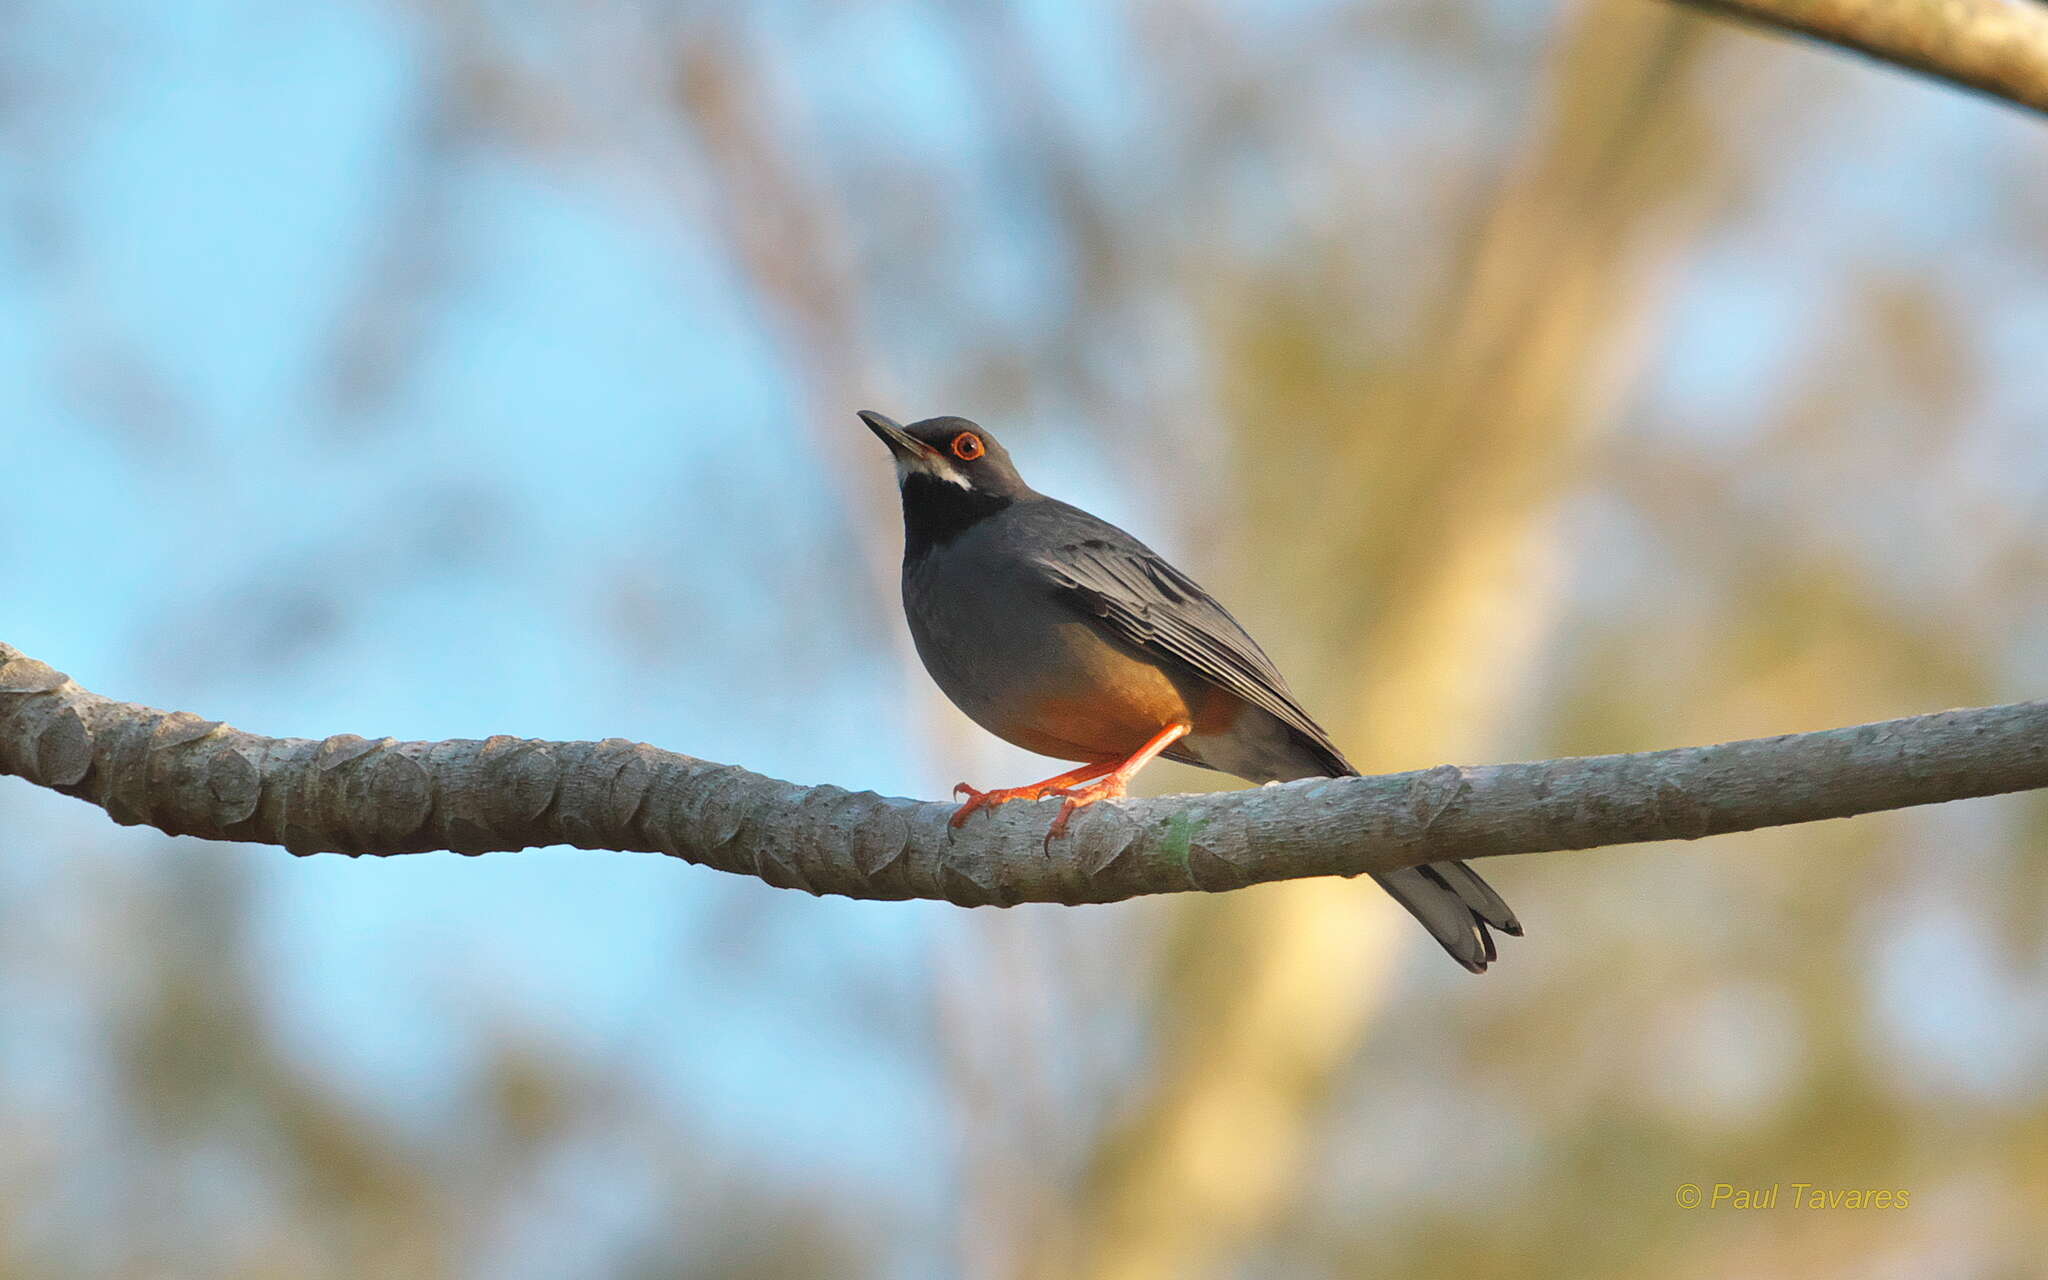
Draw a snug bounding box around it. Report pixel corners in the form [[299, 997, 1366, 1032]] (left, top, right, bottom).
[[1370, 862, 1522, 974], [1280, 750, 1524, 972]]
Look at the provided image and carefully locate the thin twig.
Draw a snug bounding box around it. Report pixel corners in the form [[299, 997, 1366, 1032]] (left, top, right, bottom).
[[1671, 0, 2048, 115]]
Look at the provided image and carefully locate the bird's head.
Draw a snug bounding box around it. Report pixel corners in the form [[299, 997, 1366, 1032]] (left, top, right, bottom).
[[860, 409, 1032, 493], [860, 410, 1035, 552], [860, 411, 1030, 497]]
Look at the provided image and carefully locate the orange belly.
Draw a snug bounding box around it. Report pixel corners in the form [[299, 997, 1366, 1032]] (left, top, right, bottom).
[[991, 648, 1243, 764]]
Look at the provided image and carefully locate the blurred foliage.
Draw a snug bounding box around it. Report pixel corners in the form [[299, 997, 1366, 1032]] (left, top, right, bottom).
[[3, 0, 2047, 1277]]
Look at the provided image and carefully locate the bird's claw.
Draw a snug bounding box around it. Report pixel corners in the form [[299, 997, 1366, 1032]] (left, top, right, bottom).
[[1040, 778, 1128, 852], [949, 777, 1125, 853], [948, 783, 990, 828], [948, 780, 1061, 828]]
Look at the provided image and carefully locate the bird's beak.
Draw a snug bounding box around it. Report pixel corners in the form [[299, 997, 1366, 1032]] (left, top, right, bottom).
[[859, 409, 939, 461]]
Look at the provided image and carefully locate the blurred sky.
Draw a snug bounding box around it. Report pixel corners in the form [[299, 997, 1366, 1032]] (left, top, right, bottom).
[[1, 0, 979, 1222], [3, 0, 2047, 1276]]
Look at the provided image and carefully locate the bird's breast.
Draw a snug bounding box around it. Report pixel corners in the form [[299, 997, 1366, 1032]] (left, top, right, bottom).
[[902, 548, 1213, 763]]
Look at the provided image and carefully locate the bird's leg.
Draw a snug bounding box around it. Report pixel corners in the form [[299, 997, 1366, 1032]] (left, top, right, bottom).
[[950, 760, 1118, 828], [1044, 722, 1191, 847]]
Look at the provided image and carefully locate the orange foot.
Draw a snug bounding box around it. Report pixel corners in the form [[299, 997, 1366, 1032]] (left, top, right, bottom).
[[1044, 774, 1133, 843], [950, 762, 1114, 828], [950, 722, 1194, 852]]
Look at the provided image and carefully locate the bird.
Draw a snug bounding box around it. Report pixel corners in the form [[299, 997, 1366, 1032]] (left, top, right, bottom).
[[861, 409, 1521, 973]]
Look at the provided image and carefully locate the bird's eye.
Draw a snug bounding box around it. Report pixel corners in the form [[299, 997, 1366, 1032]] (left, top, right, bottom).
[[951, 432, 985, 461]]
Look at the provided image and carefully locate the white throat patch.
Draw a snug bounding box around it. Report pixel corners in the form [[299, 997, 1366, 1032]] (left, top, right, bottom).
[[895, 452, 972, 490]]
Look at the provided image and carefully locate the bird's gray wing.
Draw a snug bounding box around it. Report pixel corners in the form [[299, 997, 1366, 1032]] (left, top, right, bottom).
[[1025, 505, 1523, 973], [1029, 522, 1352, 777]]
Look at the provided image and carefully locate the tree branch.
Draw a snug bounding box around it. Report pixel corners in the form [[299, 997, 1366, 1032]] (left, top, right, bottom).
[[3, 641, 2044, 903], [1670, 0, 2048, 116]]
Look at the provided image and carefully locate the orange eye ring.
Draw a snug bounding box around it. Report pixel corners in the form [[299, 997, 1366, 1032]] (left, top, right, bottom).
[[951, 432, 985, 461]]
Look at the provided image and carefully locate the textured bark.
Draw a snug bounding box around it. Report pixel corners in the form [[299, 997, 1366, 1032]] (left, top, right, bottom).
[[5, 641, 2045, 902], [1672, 0, 2048, 115]]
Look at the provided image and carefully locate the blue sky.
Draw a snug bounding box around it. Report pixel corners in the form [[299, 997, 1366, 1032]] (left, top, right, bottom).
[[1, 0, 969, 1228]]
